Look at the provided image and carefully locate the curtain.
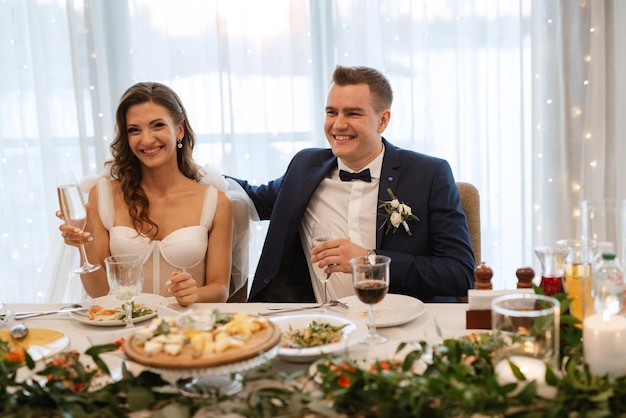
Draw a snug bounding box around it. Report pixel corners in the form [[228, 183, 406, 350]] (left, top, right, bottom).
[[1, 0, 623, 303], [533, 0, 626, 243]]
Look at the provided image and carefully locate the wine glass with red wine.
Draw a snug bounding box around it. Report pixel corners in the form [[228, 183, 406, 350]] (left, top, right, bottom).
[[350, 254, 391, 345]]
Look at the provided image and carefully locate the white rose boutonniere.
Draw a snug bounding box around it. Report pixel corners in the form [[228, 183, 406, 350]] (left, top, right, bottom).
[[379, 188, 420, 236]]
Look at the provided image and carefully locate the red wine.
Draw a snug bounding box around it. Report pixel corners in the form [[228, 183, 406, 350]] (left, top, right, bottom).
[[540, 276, 564, 296], [355, 280, 388, 304]]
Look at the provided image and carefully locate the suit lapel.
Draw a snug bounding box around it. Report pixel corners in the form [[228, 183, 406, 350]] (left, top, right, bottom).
[[377, 139, 401, 247]]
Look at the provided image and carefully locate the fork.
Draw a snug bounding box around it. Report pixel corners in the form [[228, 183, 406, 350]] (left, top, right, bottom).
[[259, 300, 347, 316]]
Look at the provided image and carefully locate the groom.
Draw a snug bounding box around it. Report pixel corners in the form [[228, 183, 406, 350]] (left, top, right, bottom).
[[233, 65, 475, 303]]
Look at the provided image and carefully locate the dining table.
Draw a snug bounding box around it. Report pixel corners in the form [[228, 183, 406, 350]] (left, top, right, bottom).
[[3, 297, 469, 375], [2, 296, 480, 417]]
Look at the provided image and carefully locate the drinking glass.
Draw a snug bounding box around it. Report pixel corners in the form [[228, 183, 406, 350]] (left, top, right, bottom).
[[350, 254, 391, 345], [492, 293, 560, 399], [57, 171, 101, 274], [311, 223, 333, 306], [105, 254, 144, 328], [0, 303, 12, 328]]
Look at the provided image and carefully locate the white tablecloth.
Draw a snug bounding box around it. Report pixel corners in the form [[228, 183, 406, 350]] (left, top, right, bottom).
[[4, 299, 470, 373]]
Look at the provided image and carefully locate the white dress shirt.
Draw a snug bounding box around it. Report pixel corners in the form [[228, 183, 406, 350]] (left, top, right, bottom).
[[299, 147, 384, 302]]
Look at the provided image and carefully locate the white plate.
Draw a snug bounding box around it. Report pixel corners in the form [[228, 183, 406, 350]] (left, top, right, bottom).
[[269, 314, 367, 363], [70, 294, 168, 327], [17, 353, 125, 391], [338, 294, 426, 328], [308, 353, 429, 383], [0, 328, 70, 362]]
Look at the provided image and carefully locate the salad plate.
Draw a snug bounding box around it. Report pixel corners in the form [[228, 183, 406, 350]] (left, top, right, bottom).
[[17, 353, 125, 391], [70, 294, 168, 326], [339, 294, 426, 328], [270, 314, 367, 363], [308, 353, 429, 384]]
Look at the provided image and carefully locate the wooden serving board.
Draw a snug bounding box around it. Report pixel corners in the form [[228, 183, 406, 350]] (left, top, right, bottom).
[[123, 319, 282, 369]]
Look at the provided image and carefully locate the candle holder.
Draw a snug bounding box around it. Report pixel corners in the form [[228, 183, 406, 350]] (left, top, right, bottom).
[[491, 293, 560, 399]]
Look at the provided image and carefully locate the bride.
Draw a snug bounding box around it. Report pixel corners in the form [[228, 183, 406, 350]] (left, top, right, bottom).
[[56, 82, 233, 307]]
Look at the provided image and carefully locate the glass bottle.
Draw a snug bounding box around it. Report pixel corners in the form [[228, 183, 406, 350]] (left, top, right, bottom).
[[556, 239, 591, 321], [534, 245, 568, 297], [592, 252, 624, 316]]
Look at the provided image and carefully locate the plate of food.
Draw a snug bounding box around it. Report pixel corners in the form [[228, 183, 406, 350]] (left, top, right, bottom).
[[270, 314, 367, 363], [308, 353, 429, 384], [0, 328, 70, 362], [338, 294, 426, 328], [17, 352, 125, 392], [70, 294, 168, 326], [122, 309, 282, 371]]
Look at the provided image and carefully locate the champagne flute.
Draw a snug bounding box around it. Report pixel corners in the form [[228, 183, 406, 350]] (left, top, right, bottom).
[[105, 254, 144, 328], [350, 254, 391, 345], [57, 171, 101, 274], [311, 223, 333, 306]]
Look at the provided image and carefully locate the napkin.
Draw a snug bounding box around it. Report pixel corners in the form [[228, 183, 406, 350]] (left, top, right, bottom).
[[467, 288, 534, 310]]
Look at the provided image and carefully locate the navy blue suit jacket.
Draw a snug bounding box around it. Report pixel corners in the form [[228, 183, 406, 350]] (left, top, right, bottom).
[[233, 138, 475, 302]]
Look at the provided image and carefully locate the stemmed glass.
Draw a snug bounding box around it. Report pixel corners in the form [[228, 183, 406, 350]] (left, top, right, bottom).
[[57, 171, 101, 274], [311, 223, 334, 307], [350, 254, 391, 345], [105, 254, 144, 328]]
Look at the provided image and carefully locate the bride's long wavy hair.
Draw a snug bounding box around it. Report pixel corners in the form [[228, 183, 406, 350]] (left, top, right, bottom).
[[106, 82, 200, 239]]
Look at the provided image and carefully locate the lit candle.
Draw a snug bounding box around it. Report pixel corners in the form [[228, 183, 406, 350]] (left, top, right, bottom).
[[583, 312, 626, 377], [494, 356, 556, 399]]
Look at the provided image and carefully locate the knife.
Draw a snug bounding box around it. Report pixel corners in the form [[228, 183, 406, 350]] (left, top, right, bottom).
[[13, 305, 96, 320]]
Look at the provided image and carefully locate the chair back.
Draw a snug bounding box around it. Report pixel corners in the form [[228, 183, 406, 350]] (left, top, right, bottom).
[[456, 182, 481, 265], [226, 194, 251, 302]]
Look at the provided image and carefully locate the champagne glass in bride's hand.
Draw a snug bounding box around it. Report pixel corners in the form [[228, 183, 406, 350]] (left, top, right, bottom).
[[57, 171, 101, 274], [106, 254, 144, 328], [311, 223, 334, 306], [350, 254, 391, 345]]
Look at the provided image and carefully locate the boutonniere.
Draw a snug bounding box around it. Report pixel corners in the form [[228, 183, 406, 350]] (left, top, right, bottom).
[[379, 188, 420, 236]]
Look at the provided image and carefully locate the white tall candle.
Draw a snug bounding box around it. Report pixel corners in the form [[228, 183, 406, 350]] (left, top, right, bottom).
[[583, 313, 626, 377], [494, 356, 556, 399]]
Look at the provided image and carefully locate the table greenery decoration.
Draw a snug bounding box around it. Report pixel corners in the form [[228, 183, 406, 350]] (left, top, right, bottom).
[[1, 290, 626, 417]]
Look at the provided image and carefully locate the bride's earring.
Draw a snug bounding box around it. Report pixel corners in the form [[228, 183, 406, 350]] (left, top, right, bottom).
[[177, 137, 183, 149]]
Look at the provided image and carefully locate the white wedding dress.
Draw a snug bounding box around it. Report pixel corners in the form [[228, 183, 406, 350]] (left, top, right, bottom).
[[36, 165, 256, 303]]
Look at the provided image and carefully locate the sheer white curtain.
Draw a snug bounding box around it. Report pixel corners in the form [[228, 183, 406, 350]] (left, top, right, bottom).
[[1, 0, 623, 303], [533, 0, 626, 245]]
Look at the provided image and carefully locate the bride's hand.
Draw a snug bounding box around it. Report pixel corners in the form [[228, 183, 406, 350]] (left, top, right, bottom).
[[167, 271, 198, 307]]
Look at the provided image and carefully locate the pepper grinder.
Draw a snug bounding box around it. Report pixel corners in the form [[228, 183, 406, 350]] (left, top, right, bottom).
[[516, 267, 535, 289], [474, 261, 493, 290]]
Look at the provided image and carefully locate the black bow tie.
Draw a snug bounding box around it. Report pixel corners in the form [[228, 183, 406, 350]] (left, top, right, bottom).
[[339, 168, 372, 182]]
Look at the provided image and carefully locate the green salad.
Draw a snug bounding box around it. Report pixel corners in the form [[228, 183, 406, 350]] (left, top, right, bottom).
[[112, 302, 153, 320], [282, 321, 348, 348]]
